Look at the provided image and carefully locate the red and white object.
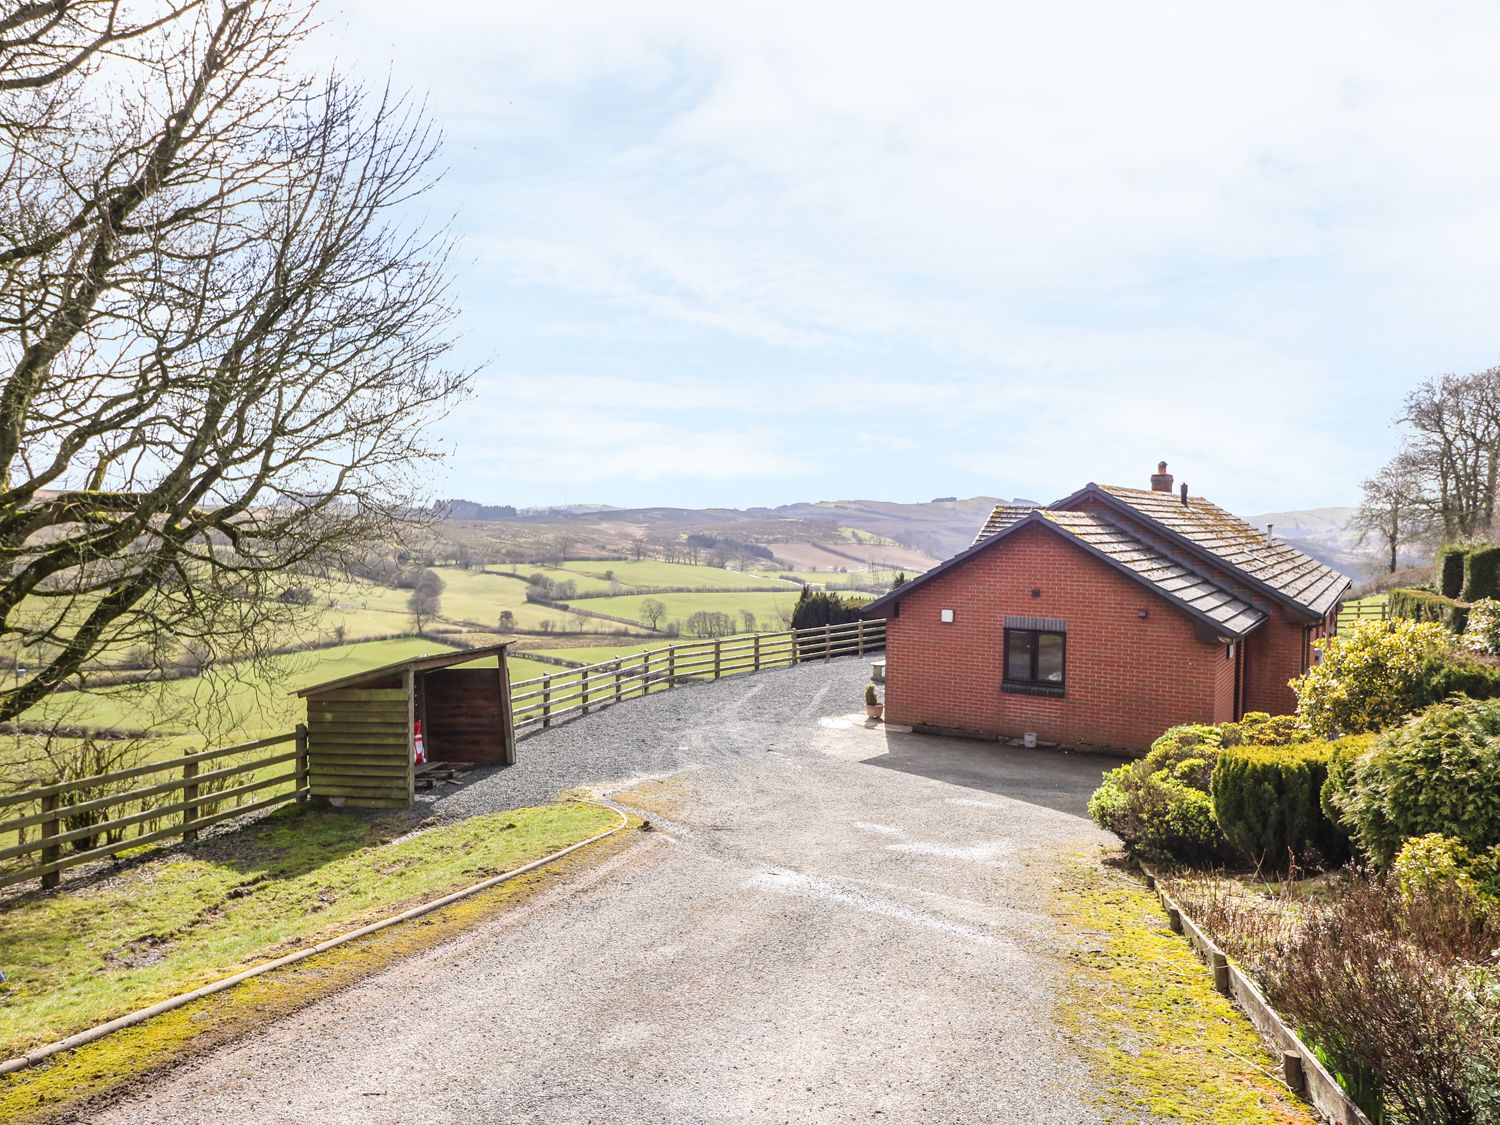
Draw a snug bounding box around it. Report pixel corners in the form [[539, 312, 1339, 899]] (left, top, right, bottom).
[[413, 720, 427, 765]]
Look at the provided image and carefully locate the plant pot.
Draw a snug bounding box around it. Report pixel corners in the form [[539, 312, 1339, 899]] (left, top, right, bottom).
[[866, 704, 884, 720]]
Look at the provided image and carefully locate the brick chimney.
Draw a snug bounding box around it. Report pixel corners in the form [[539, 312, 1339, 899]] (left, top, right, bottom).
[[1150, 461, 1173, 492]]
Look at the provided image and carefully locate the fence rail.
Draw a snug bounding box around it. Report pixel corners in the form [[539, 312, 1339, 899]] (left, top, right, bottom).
[[1336, 600, 1389, 629], [510, 618, 885, 732], [0, 727, 309, 893], [2, 619, 885, 895]]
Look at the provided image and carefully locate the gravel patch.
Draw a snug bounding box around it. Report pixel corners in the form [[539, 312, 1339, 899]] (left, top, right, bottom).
[[420, 659, 871, 820], [91, 661, 1129, 1124]]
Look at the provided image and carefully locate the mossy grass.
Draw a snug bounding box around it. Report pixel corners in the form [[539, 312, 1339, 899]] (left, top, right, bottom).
[[1053, 854, 1315, 1125], [0, 801, 620, 1084]]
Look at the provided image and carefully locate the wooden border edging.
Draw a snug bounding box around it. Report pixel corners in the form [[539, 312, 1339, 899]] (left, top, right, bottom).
[[1139, 864, 1373, 1125], [0, 804, 630, 1077]]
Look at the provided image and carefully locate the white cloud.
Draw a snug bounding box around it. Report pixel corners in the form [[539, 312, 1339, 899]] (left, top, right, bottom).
[[309, 1, 1500, 510]]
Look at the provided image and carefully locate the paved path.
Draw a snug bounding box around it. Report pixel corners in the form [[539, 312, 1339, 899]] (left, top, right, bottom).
[[92, 665, 1123, 1124]]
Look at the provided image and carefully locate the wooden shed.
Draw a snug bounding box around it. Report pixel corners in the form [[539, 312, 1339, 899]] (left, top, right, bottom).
[[295, 643, 516, 809]]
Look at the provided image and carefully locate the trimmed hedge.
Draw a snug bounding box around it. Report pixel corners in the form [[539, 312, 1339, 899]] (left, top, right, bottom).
[[1213, 737, 1370, 870], [1439, 544, 1469, 599], [1464, 545, 1500, 603], [1328, 697, 1500, 867], [1388, 587, 1470, 634]]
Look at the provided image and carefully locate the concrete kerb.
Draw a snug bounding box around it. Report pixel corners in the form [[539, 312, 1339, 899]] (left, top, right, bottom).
[[1139, 865, 1374, 1125], [0, 805, 631, 1078]]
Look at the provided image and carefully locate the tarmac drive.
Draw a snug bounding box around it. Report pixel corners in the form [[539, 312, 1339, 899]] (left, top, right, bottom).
[[89, 664, 1124, 1124]]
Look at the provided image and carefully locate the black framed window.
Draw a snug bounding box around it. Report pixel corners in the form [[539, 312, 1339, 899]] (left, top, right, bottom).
[[1003, 627, 1066, 696]]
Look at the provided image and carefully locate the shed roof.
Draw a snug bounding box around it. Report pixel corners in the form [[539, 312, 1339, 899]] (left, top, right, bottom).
[[295, 642, 512, 698]]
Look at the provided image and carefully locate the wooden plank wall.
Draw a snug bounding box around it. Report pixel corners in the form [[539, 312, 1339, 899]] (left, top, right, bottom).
[[306, 686, 412, 809], [424, 668, 507, 764]]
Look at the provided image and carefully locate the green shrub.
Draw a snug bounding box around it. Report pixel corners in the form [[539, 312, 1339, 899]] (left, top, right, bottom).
[[1331, 698, 1500, 867], [1439, 545, 1469, 599], [1212, 738, 1366, 870], [1422, 651, 1500, 701], [1217, 711, 1304, 748], [1465, 599, 1500, 657], [1087, 722, 1232, 863], [1391, 833, 1500, 903], [1293, 619, 1456, 738], [1464, 545, 1500, 603], [1388, 587, 1470, 634]]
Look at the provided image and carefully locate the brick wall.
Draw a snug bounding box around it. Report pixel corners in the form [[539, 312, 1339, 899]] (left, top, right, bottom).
[[882, 522, 1236, 752], [1241, 608, 1307, 715]]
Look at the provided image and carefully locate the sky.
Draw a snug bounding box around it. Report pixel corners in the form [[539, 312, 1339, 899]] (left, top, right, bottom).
[[314, 1, 1500, 514]]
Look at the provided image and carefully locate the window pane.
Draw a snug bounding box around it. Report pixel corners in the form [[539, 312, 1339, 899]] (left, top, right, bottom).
[[1006, 631, 1034, 681], [1037, 633, 1065, 683]]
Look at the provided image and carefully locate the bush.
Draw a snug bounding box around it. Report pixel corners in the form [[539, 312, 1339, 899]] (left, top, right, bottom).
[[1217, 711, 1304, 749], [1392, 833, 1500, 905], [1269, 873, 1500, 1125], [1212, 738, 1367, 870], [1439, 544, 1469, 599], [1467, 599, 1500, 657], [1332, 697, 1500, 867], [1466, 545, 1500, 603], [1293, 619, 1456, 738], [1087, 723, 1232, 863], [1389, 587, 1471, 634]]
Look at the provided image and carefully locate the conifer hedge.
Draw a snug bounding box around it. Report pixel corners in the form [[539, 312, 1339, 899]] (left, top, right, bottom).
[[1438, 544, 1468, 599], [1463, 545, 1500, 602], [1387, 588, 1470, 633], [1212, 739, 1368, 870]]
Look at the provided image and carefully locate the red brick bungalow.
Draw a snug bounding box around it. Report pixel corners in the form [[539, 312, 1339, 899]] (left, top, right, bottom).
[[861, 464, 1351, 753]]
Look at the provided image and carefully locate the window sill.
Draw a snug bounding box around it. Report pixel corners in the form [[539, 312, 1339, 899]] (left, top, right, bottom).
[[1002, 681, 1065, 699]]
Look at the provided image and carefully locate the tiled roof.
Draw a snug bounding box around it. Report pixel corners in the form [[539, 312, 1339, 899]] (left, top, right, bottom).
[[1034, 510, 1265, 635], [972, 504, 1039, 545], [1094, 485, 1349, 618]]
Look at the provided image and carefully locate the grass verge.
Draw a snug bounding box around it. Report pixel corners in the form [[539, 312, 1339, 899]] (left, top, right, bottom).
[[0, 799, 622, 1119], [1052, 853, 1315, 1125]]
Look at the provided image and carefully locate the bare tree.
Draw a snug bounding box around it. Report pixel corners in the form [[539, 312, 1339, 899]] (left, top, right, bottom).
[[407, 568, 443, 631], [1398, 368, 1500, 540], [1352, 456, 1435, 574], [638, 597, 666, 630], [0, 2, 468, 722]]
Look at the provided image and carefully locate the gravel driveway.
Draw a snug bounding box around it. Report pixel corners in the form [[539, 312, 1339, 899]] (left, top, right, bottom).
[[89, 661, 1125, 1124]]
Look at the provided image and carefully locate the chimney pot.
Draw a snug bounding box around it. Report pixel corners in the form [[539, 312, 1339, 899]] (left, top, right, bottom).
[[1150, 461, 1174, 492], [1180, 482, 1189, 506]]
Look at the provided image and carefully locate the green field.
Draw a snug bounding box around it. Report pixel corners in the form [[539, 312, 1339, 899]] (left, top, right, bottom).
[[580, 590, 801, 633], [518, 643, 668, 667], [554, 559, 800, 591], [16, 637, 464, 771]]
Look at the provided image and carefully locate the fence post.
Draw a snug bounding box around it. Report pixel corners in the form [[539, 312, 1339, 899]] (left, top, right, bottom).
[[668, 646, 677, 685], [642, 650, 651, 696], [857, 619, 866, 655], [294, 723, 309, 802], [182, 753, 200, 842], [542, 677, 553, 728], [824, 624, 832, 661], [582, 669, 590, 715], [714, 639, 722, 680], [614, 659, 623, 704], [39, 793, 60, 890], [753, 633, 761, 671]]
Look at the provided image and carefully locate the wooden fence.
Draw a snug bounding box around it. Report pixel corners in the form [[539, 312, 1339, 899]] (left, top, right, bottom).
[[1336, 599, 1389, 629], [1, 618, 885, 894], [0, 728, 308, 892], [510, 618, 885, 732]]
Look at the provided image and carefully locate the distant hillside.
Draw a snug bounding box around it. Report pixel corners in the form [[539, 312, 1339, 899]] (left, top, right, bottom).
[[1246, 506, 1365, 576], [434, 495, 1372, 578], [433, 495, 1026, 572]]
